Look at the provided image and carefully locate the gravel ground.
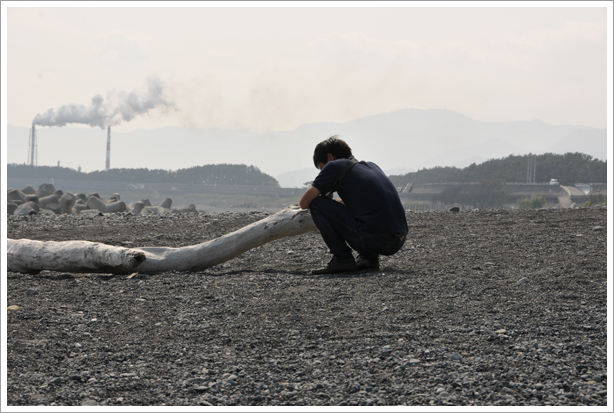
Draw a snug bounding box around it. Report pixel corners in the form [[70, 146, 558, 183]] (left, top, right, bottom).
[[5, 206, 610, 407]]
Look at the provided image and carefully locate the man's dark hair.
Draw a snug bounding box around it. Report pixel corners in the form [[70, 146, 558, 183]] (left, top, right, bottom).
[[313, 136, 353, 168]]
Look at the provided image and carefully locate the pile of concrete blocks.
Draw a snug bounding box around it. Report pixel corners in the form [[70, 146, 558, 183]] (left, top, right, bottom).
[[127, 197, 197, 215], [7, 183, 196, 216]]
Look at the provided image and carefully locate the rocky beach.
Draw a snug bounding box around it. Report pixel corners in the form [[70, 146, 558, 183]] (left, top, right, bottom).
[[5, 206, 609, 407]]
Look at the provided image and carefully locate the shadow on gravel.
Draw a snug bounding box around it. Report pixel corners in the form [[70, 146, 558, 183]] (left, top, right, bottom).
[[7, 272, 78, 281], [208, 268, 308, 277], [310, 268, 417, 279], [95, 274, 118, 281], [209, 267, 417, 279]]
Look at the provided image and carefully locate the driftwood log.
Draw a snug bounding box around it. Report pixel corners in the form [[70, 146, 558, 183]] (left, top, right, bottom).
[[7, 205, 317, 274]]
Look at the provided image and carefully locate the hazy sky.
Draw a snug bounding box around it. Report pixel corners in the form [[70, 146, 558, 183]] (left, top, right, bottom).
[[3, 2, 610, 135]]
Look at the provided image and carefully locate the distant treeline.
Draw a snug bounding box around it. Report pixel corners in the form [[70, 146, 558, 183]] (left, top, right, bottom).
[[389, 152, 607, 187], [7, 163, 280, 187]]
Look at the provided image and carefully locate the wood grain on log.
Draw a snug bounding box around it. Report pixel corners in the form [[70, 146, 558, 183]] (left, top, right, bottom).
[[7, 239, 146, 274], [7, 205, 317, 274]]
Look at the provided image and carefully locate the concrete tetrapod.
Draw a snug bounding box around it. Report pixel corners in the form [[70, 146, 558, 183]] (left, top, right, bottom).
[[39, 195, 59, 209], [14, 201, 40, 216], [20, 185, 37, 195], [36, 183, 56, 198], [7, 205, 318, 274], [59, 193, 76, 214], [7, 202, 19, 215], [86, 195, 127, 213], [127, 201, 145, 214], [7, 189, 26, 204], [159, 197, 173, 209]]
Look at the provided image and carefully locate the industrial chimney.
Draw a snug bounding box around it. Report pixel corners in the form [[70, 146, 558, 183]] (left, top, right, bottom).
[[27, 124, 37, 166], [105, 126, 111, 171]]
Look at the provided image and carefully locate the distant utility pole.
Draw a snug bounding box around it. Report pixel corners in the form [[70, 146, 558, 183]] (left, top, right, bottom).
[[527, 154, 537, 184]]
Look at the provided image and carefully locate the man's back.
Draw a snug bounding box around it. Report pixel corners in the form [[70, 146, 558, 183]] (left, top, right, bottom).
[[312, 158, 407, 234]]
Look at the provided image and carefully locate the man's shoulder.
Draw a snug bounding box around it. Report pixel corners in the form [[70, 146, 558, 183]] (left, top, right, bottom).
[[321, 158, 351, 173], [354, 160, 384, 174], [319, 157, 380, 180]]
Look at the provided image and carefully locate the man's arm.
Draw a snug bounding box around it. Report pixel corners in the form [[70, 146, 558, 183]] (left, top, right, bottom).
[[299, 185, 321, 210]]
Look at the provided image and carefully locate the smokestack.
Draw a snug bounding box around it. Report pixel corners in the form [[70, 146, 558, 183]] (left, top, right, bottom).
[[27, 124, 37, 166], [105, 126, 111, 171]]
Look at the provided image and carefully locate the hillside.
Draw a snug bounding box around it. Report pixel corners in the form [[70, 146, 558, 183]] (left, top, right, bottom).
[[7, 164, 280, 187], [388, 152, 607, 187]]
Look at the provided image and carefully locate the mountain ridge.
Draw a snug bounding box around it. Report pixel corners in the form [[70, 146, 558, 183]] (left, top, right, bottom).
[[7, 108, 607, 187]]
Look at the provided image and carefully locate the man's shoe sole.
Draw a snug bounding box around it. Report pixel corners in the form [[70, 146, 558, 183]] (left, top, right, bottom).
[[356, 261, 379, 271]]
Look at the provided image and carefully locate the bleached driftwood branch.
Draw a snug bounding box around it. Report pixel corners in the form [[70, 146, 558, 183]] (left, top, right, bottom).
[[7, 239, 147, 274], [7, 205, 317, 274]]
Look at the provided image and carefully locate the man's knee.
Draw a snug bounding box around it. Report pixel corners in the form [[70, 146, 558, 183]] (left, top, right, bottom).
[[309, 196, 328, 214]]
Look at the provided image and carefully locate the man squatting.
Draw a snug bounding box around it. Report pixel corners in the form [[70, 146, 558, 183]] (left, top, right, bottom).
[[299, 136, 408, 275]]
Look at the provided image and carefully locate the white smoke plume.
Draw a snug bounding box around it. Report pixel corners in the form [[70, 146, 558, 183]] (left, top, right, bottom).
[[32, 78, 173, 128]]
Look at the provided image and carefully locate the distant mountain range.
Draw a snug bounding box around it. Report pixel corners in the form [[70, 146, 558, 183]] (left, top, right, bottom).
[[7, 109, 607, 188]]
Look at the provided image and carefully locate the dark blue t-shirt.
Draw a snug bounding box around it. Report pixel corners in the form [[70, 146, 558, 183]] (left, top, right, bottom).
[[312, 157, 408, 235]]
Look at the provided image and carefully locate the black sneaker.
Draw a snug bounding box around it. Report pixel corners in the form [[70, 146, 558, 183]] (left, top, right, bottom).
[[356, 256, 379, 270], [311, 258, 357, 275]]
